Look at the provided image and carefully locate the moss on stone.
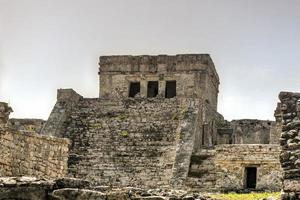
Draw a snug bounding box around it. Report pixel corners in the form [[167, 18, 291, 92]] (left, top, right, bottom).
[[120, 130, 129, 137]]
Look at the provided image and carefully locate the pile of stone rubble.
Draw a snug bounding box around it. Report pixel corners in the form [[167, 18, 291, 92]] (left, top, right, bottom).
[[0, 177, 218, 200]]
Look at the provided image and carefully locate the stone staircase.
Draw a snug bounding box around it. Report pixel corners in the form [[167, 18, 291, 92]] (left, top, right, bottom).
[[185, 149, 217, 191]]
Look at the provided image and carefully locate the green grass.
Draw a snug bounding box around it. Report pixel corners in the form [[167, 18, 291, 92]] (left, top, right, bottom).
[[210, 192, 280, 200]]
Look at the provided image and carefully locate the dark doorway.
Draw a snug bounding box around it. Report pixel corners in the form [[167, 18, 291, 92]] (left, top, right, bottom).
[[202, 125, 206, 146], [129, 82, 140, 97], [245, 167, 257, 189], [165, 81, 176, 98], [147, 81, 158, 97]]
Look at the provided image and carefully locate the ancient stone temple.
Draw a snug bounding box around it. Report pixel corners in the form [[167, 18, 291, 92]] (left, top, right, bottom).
[[0, 54, 287, 199], [39, 54, 282, 191], [41, 54, 220, 188]]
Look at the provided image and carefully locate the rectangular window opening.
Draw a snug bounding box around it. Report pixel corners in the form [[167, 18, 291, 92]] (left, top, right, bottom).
[[165, 80, 176, 98], [129, 82, 140, 97], [147, 81, 158, 97], [245, 167, 257, 189]]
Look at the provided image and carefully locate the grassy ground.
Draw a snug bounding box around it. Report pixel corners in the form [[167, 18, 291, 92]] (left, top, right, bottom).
[[209, 192, 280, 200]]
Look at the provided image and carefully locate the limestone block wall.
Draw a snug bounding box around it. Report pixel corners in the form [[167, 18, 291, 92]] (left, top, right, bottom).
[[214, 144, 282, 192], [60, 97, 200, 188], [278, 92, 300, 200], [0, 131, 69, 179]]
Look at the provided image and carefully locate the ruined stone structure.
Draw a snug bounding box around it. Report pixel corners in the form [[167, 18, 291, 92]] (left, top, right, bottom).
[[37, 54, 282, 192], [0, 54, 287, 199], [41, 54, 219, 189], [277, 92, 300, 200]]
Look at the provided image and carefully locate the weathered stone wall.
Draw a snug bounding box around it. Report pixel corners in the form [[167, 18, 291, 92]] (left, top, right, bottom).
[[278, 92, 300, 200], [231, 119, 273, 144], [214, 144, 282, 192], [0, 131, 69, 178], [58, 97, 201, 188]]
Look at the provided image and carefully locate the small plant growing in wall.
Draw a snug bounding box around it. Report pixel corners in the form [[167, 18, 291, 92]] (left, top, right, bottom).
[[120, 130, 129, 137], [118, 114, 127, 121]]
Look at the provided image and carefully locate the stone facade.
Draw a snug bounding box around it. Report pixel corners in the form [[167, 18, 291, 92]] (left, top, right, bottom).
[[278, 92, 300, 200], [98, 54, 219, 100]]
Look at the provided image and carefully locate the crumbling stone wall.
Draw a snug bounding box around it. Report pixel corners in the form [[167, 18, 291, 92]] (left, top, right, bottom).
[[278, 92, 300, 200], [231, 120, 273, 144], [214, 144, 282, 192], [0, 131, 69, 178], [56, 97, 201, 188]]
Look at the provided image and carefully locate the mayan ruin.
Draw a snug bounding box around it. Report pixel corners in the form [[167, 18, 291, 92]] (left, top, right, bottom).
[[0, 53, 299, 200]]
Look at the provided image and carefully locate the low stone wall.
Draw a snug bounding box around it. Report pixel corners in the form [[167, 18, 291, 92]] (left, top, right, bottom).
[[214, 144, 282, 192], [0, 131, 69, 179], [278, 92, 300, 200]]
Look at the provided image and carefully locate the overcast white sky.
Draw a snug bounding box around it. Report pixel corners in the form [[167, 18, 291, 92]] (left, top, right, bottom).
[[0, 0, 300, 120]]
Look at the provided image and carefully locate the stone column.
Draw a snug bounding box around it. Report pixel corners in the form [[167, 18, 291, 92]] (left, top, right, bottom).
[[140, 80, 147, 98]]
